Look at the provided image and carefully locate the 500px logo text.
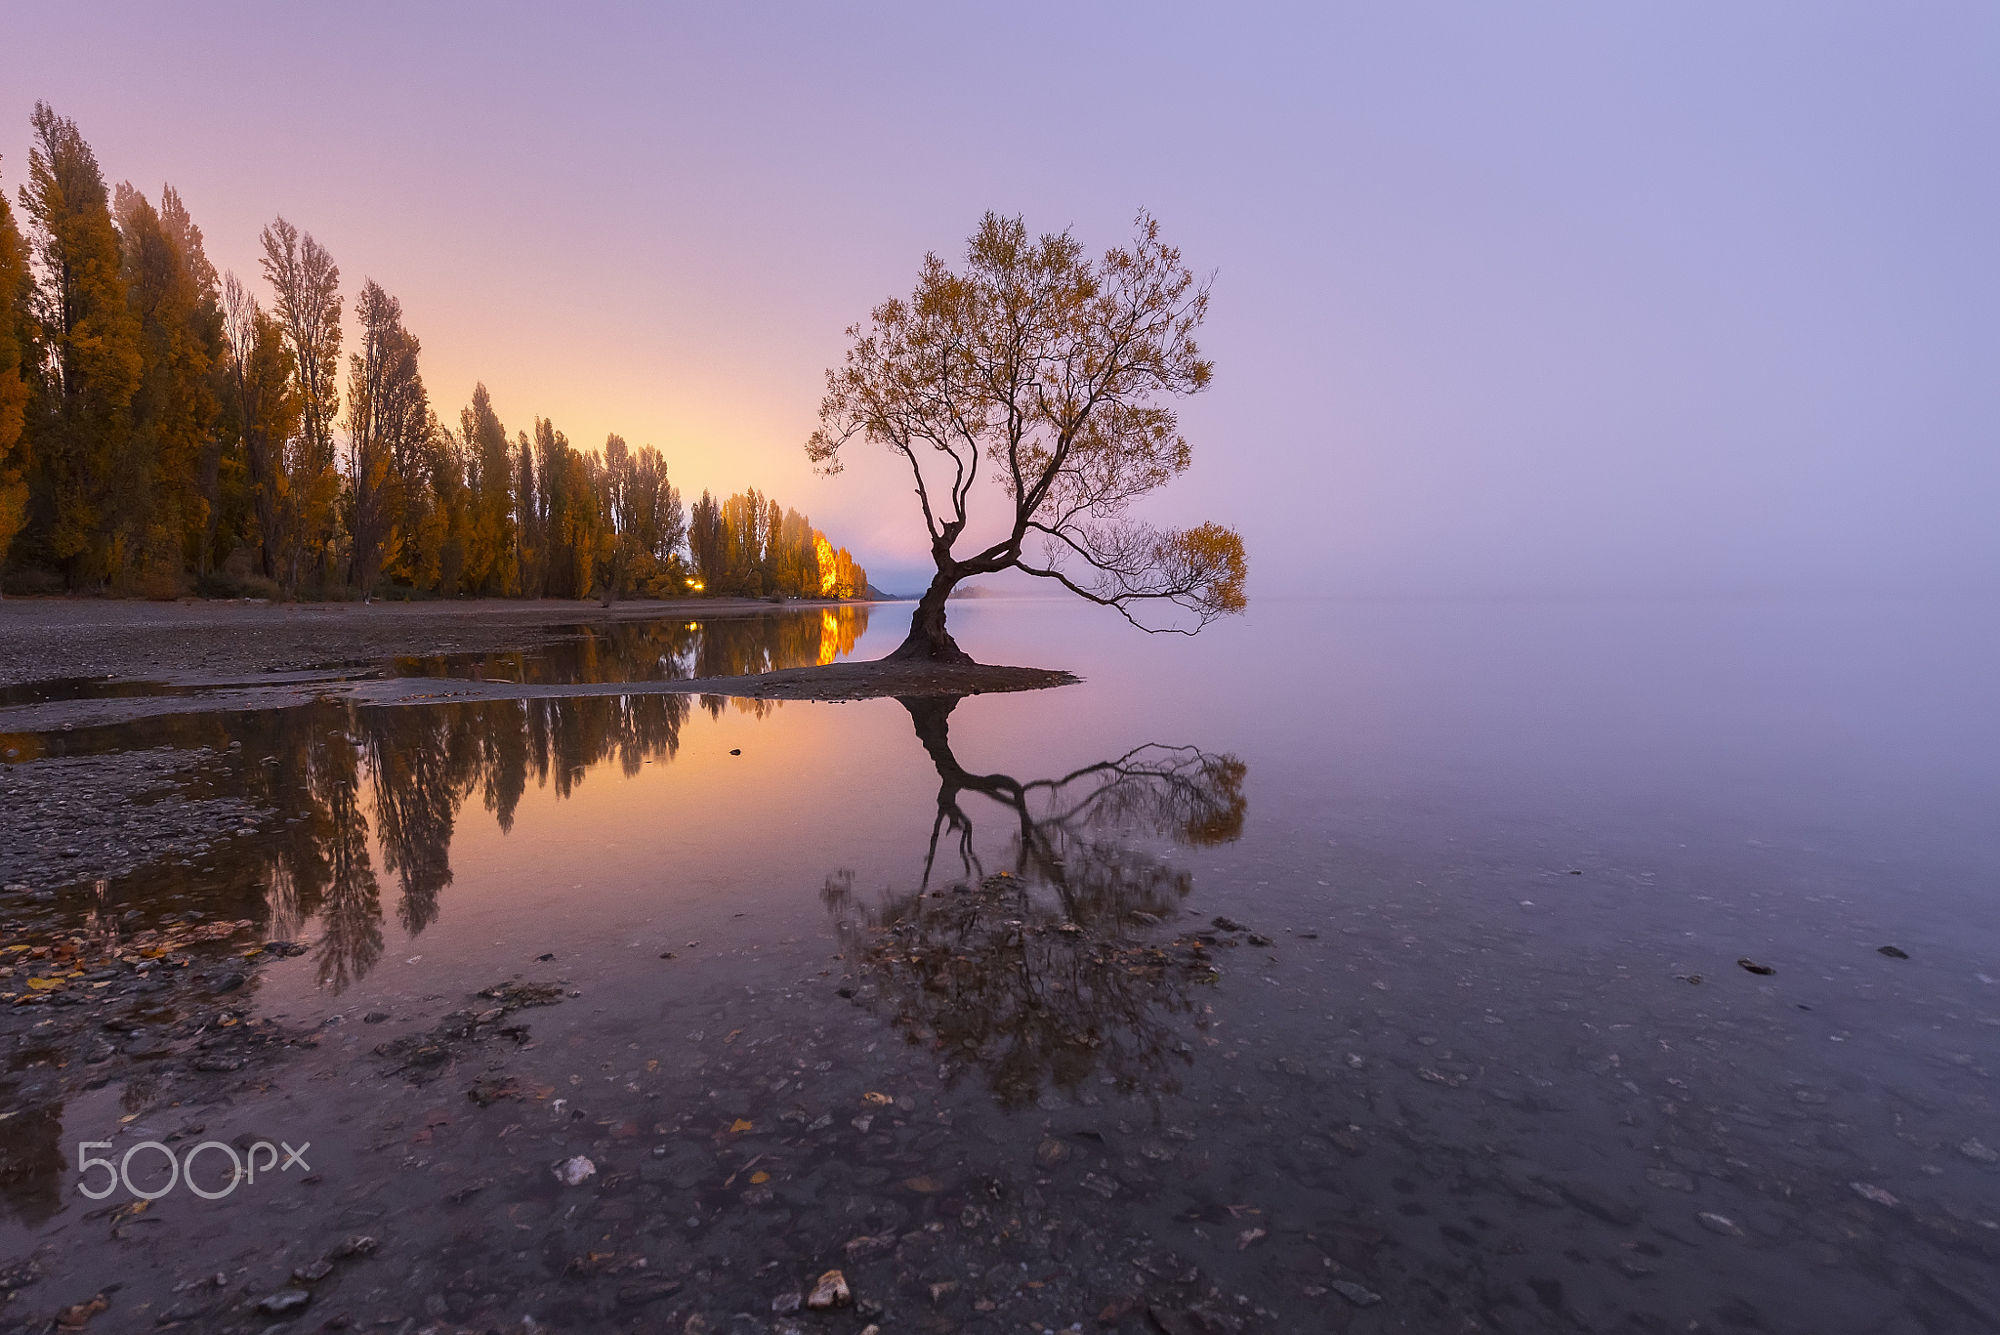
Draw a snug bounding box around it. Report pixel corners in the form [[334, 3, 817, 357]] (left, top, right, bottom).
[[76, 1139, 310, 1201]]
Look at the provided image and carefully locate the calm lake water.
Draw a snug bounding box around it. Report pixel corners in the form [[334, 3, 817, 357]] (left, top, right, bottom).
[[2, 594, 1996, 1333]]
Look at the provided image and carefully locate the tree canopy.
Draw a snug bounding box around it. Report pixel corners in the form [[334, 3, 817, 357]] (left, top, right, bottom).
[[809, 211, 1246, 661]]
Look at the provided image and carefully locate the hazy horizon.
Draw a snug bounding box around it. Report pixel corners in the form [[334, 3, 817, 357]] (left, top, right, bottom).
[[9, 3, 1995, 599]]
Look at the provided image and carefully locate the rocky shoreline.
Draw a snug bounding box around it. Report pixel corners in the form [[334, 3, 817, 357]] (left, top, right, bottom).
[[0, 596, 892, 690], [0, 746, 274, 893]]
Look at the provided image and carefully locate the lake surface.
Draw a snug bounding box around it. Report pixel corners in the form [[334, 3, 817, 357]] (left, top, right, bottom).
[[2, 594, 1996, 1333]]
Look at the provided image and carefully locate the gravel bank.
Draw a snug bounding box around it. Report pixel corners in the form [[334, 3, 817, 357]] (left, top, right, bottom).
[[0, 596, 861, 689]]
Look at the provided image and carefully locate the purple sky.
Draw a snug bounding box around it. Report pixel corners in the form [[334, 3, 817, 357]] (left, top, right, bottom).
[[8, 3, 1995, 595]]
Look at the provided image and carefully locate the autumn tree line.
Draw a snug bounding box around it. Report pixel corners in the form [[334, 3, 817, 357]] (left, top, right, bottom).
[[0, 103, 868, 601]]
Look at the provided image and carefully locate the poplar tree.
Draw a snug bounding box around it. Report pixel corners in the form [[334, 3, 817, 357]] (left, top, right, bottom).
[[259, 216, 342, 588], [221, 272, 300, 582], [459, 383, 514, 594], [0, 160, 33, 587], [623, 445, 684, 591], [775, 507, 816, 595], [0, 108, 882, 605], [555, 440, 598, 598], [114, 182, 223, 591], [512, 428, 539, 595], [343, 279, 428, 593], [424, 418, 469, 594], [19, 103, 140, 587], [689, 489, 721, 590], [158, 186, 232, 572], [600, 431, 630, 597]]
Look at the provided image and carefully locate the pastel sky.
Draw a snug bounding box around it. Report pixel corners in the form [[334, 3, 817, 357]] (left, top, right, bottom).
[[7, 3, 1995, 595]]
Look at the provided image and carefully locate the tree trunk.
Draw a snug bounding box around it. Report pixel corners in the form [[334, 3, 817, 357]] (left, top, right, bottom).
[[887, 567, 973, 663], [901, 694, 963, 774]]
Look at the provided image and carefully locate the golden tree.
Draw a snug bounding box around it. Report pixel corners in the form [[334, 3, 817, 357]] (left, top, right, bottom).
[[343, 278, 429, 593], [113, 181, 223, 592], [0, 161, 31, 583], [258, 216, 342, 589], [221, 271, 300, 583], [20, 103, 141, 588], [809, 211, 1246, 662]]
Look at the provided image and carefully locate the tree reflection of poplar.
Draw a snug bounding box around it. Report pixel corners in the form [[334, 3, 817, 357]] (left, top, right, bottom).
[[243, 607, 869, 990], [824, 696, 1247, 1109]]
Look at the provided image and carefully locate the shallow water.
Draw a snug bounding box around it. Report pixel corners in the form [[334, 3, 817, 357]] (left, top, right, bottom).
[[2, 595, 1996, 1333]]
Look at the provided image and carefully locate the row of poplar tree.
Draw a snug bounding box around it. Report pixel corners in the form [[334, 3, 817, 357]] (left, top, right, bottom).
[[0, 102, 868, 601]]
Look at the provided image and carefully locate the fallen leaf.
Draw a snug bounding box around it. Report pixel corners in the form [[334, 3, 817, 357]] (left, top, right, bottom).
[[55, 1292, 108, 1329], [729, 1118, 753, 1134]]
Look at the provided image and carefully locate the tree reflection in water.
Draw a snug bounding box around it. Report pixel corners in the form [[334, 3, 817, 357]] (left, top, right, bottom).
[[236, 690, 697, 990], [392, 608, 870, 723], [824, 695, 1247, 1108], [0, 682, 710, 1221], [1, 610, 893, 1221], [254, 606, 871, 987], [6, 607, 871, 995]]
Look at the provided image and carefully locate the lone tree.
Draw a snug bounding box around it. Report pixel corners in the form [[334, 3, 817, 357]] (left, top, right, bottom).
[[808, 212, 1247, 662]]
